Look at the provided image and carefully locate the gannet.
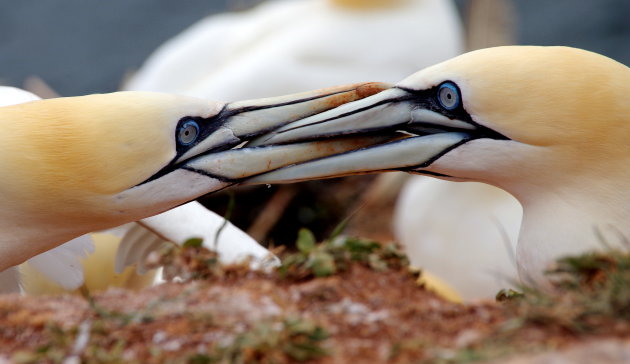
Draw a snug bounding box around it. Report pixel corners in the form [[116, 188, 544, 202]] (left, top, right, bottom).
[[19, 200, 274, 295], [20, 225, 158, 295], [0, 86, 278, 294], [0, 82, 388, 290], [394, 178, 520, 299], [125, 0, 462, 100], [250, 46, 630, 287]]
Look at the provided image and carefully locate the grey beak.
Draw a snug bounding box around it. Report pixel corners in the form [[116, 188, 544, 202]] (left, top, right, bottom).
[[176, 82, 391, 164], [238, 86, 504, 184], [178, 83, 394, 183]]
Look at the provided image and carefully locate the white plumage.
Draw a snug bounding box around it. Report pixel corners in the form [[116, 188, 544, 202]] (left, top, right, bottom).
[[394, 179, 521, 300], [125, 0, 463, 99]]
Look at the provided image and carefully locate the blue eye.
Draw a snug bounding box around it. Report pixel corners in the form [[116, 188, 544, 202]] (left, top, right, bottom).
[[437, 82, 460, 110], [177, 119, 200, 146]]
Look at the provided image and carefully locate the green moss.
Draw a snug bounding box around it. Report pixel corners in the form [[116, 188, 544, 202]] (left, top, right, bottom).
[[278, 228, 409, 280], [502, 250, 630, 333], [204, 317, 329, 364], [182, 237, 204, 248]]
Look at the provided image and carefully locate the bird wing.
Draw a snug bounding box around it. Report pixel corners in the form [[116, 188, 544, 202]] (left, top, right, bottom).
[[115, 201, 277, 275], [114, 223, 166, 275], [123, 0, 312, 98], [24, 234, 95, 290]]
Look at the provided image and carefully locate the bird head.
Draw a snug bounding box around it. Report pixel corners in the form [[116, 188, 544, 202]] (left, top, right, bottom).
[[0, 92, 216, 202], [250, 46, 630, 202], [0, 84, 388, 253]]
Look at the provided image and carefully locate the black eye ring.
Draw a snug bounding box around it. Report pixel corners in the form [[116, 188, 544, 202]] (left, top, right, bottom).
[[437, 81, 461, 110], [177, 119, 200, 146]]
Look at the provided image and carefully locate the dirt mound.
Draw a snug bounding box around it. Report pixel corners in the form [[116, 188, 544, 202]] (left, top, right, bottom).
[[2, 237, 630, 363]]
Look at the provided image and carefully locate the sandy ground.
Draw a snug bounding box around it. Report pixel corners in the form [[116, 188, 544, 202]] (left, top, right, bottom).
[[2, 241, 630, 363]]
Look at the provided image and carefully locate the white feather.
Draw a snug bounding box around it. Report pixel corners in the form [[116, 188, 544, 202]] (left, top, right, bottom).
[[0, 86, 39, 107], [125, 0, 463, 100], [25, 234, 95, 290], [394, 178, 522, 300], [138, 201, 278, 269]]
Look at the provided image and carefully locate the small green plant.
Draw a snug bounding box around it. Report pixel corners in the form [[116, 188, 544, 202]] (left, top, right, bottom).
[[152, 238, 227, 282], [503, 249, 630, 333], [11, 323, 72, 363], [213, 317, 329, 363], [495, 289, 524, 302], [182, 237, 204, 248], [279, 228, 409, 280]]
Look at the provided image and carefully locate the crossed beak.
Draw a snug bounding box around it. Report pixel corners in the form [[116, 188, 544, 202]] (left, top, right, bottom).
[[174, 83, 396, 184], [230, 86, 507, 184]]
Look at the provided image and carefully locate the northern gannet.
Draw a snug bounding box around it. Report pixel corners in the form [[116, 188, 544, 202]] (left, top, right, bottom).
[[0, 87, 276, 294], [19, 200, 273, 295], [125, 0, 462, 100], [0, 82, 387, 290], [394, 178, 520, 299], [250, 46, 630, 287]]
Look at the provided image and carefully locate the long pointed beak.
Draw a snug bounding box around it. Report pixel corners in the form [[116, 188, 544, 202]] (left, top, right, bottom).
[[249, 87, 478, 145], [177, 82, 391, 163], [234, 87, 506, 184], [163, 83, 393, 184]]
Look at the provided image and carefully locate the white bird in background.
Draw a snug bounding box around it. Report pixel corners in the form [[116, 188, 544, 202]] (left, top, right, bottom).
[[126, 0, 481, 301], [250, 46, 630, 290], [125, 0, 462, 98], [394, 179, 520, 300], [0, 82, 384, 293]]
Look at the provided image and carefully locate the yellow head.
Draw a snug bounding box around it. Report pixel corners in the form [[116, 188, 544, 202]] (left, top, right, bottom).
[[258, 46, 630, 201], [400, 46, 630, 196], [0, 92, 218, 220]]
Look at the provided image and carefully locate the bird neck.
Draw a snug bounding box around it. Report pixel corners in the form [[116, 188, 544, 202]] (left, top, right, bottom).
[[0, 219, 81, 270], [328, 0, 408, 10], [515, 182, 630, 288]]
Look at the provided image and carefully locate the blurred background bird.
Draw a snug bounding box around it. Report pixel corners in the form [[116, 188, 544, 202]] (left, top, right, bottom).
[[1, 0, 630, 301]]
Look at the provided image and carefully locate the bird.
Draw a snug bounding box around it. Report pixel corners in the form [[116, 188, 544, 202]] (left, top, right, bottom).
[[0, 86, 273, 294], [0, 82, 387, 292], [20, 225, 158, 295], [19, 200, 279, 295], [124, 0, 463, 101], [393, 178, 520, 299], [249, 46, 630, 289]]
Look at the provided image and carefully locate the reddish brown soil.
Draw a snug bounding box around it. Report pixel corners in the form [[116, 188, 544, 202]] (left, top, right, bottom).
[[2, 256, 627, 363]]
